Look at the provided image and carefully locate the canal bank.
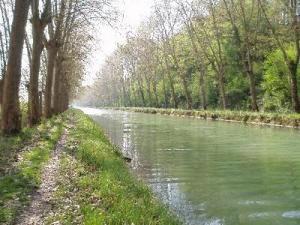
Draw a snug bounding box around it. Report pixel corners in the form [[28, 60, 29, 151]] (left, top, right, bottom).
[[0, 110, 180, 225], [53, 110, 180, 224], [113, 107, 300, 128]]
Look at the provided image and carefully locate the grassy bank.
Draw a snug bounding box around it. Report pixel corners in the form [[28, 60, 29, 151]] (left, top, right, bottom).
[[47, 110, 180, 224], [114, 107, 300, 128], [0, 116, 64, 224], [1, 110, 180, 224]]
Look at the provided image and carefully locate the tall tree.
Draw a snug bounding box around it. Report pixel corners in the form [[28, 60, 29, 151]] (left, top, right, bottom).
[[28, 0, 51, 126], [259, 0, 300, 112], [176, 0, 208, 109], [222, 0, 259, 111], [0, 0, 12, 106], [155, 1, 193, 109], [44, 0, 66, 118], [1, 0, 31, 134]]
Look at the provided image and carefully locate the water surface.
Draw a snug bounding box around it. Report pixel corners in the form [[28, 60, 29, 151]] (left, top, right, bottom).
[[80, 107, 300, 225]]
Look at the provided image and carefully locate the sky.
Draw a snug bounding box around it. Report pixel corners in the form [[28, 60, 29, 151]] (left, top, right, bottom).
[[84, 0, 155, 85]]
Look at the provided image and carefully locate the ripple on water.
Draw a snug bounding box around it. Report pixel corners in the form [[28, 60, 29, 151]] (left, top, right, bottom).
[[239, 200, 266, 205], [204, 218, 224, 225], [87, 108, 300, 225], [248, 212, 272, 218], [282, 211, 300, 219], [158, 148, 192, 151]]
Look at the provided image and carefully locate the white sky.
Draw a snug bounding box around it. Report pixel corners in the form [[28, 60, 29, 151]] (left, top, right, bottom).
[[84, 0, 155, 85]]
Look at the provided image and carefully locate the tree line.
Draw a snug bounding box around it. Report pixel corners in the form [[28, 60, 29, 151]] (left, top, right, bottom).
[[0, 0, 116, 135], [80, 0, 300, 113]]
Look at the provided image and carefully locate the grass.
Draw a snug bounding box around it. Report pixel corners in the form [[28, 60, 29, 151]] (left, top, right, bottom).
[[0, 116, 64, 224], [0, 103, 39, 175], [0, 129, 34, 175], [113, 107, 300, 128], [47, 110, 180, 225]]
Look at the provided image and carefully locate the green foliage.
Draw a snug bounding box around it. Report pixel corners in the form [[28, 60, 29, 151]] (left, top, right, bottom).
[[261, 45, 299, 111]]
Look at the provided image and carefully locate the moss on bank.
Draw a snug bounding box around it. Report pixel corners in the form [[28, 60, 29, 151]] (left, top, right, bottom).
[[48, 110, 180, 225], [113, 107, 300, 128]]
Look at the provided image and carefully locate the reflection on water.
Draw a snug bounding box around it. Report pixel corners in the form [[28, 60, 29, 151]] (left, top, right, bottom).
[[79, 107, 300, 225]]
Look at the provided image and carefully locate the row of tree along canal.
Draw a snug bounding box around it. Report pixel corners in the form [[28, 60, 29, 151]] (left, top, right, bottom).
[[78, 0, 300, 114]]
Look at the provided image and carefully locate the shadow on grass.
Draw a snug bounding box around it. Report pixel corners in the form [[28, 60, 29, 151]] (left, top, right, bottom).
[[0, 117, 63, 224]]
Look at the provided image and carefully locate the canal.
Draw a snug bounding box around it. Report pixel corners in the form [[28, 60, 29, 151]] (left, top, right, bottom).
[[80, 107, 300, 225]]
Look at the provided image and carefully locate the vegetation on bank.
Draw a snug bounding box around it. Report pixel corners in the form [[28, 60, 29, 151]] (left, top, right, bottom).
[[114, 107, 300, 128], [47, 110, 180, 225], [0, 116, 63, 224], [0, 110, 180, 224]]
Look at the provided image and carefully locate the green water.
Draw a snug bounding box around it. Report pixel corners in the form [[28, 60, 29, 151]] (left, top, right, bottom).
[[81, 108, 300, 225]]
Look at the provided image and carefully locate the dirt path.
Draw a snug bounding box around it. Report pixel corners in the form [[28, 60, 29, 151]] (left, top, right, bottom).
[[15, 130, 68, 225]]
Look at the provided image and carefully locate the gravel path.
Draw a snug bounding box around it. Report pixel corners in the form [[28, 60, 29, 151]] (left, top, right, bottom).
[[15, 130, 68, 225]]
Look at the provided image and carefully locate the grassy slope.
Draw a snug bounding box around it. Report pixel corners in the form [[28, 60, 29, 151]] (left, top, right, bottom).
[[47, 110, 180, 225], [0, 116, 64, 224], [114, 107, 300, 128]]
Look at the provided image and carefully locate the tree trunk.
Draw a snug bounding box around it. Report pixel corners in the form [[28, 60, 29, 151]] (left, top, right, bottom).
[[218, 67, 227, 109], [130, 80, 137, 106], [145, 78, 153, 106], [180, 73, 193, 109], [243, 44, 259, 111], [122, 83, 127, 106], [167, 72, 178, 108], [127, 83, 132, 106], [62, 85, 69, 111], [288, 62, 300, 113], [162, 75, 168, 108], [164, 58, 178, 108], [44, 42, 57, 118], [39, 91, 43, 115], [44, 0, 65, 117], [28, 0, 50, 125], [152, 80, 159, 107], [1, 0, 30, 134], [28, 15, 43, 126], [137, 77, 146, 106], [0, 78, 3, 105], [53, 54, 63, 114], [60, 73, 69, 112], [246, 69, 259, 111], [120, 77, 127, 106], [159, 62, 169, 108], [199, 67, 207, 110]]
